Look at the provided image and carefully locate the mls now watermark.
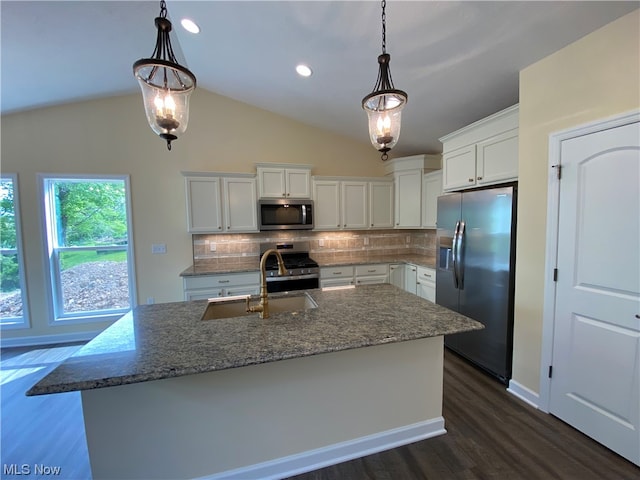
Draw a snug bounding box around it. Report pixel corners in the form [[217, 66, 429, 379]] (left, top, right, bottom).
[[3, 463, 62, 476]]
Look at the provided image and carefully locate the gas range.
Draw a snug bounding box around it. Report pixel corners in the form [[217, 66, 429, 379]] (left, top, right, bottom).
[[260, 242, 320, 292]]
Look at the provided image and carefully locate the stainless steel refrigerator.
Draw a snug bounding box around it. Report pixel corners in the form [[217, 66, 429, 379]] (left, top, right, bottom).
[[436, 184, 517, 383]]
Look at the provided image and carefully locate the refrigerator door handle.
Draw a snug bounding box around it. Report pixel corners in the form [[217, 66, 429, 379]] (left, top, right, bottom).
[[452, 221, 460, 289], [457, 221, 466, 289]]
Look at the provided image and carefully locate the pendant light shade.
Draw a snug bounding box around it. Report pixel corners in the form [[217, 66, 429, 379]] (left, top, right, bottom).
[[134, 0, 196, 150], [362, 1, 407, 160]]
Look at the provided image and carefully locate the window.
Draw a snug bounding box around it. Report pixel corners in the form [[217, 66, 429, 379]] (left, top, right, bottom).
[[40, 175, 136, 323], [0, 174, 29, 328]]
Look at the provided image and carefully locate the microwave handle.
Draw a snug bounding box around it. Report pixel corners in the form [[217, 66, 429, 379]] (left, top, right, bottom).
[[302, 204, 307, 225]]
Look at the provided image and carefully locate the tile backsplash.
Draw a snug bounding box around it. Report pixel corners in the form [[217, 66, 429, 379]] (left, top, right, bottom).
[[192, 230, 436, 267]]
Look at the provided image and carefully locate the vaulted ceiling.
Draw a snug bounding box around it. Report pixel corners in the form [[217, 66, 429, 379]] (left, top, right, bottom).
[[2, 1, 636, 155]]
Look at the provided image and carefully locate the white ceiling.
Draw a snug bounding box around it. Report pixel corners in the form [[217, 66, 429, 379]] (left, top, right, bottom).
[[2, 1, 637, 156]]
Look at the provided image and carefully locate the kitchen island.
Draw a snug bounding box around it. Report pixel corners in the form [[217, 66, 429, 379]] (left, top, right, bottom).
[[28, 284, 482, 480]]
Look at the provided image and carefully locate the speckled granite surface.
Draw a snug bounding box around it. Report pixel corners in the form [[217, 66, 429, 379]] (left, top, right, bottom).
[[27, 284, 481, 396], [180, 254, 435, 276]]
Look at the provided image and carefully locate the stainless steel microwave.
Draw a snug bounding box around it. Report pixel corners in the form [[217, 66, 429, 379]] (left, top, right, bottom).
[[258, 199, 314, 231]]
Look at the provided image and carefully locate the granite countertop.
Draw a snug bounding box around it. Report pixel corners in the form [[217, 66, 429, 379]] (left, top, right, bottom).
[[180, 254, 436, 276], [27, 284, 481, 396]]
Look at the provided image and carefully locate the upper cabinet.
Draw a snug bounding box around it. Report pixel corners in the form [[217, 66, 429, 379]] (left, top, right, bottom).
[[369, 181, 394, 228], [440, 104, 519, 192], [184, 173, 257, 233], [384, 154, 441, 229], [256, 163, 312, 198], [422, 170, 443, 229]]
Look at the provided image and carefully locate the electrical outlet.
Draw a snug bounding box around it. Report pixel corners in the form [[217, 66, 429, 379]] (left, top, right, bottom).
[[209, 242, 217, 252], [151, 243, 167, 254], [406, 236, 411, 244], [363, 237, 369, 245], [318, 239, 325, 247]]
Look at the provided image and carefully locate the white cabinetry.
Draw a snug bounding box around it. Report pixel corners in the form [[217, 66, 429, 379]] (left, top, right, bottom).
[[183, 272, 260, 301], [369, 181, 394, 228], [256, 164, 311, 199], [313, 177, 383, 230], [389, 264, 405, 289], [384, 154, 441, 229], [355, 264, 388, 285], [422, 170, 442, 229], [416, 266, 436, 303], [184, 173, 257, 233], [320, 266, 355, 288], [404, 264, 418, 295], [440, 104, 518, 192]]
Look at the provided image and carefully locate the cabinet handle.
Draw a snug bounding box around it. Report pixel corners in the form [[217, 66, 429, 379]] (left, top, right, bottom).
[[423, 273, 432, 278], [371, 224, 374, 227], [477, 176, 483, 180], [218, 226, 222, 230], [367, 269, 376, 273], [337, 225, 340, 227], [468, 178, 474, 182], [333, 271, 342, 275], [343, 224, 347, 227], [282, 193, 286, 197], [396, 223, 399, 226], [218, 280, 230, 284]]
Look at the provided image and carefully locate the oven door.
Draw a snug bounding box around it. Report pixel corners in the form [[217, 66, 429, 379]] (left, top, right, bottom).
[[266, 275, 319, 293]]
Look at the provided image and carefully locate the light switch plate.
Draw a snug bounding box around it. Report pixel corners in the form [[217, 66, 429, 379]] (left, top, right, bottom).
[[151, 243, 167, 254]]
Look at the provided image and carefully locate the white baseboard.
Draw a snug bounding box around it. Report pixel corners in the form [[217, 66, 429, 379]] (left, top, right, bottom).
[[197, 417, 446, 480], [0, 330, 98, 348], [507, 379, 540, 409]]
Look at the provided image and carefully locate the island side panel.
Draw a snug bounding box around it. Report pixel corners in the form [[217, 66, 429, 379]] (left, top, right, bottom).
[[82, 337, 444, 479]]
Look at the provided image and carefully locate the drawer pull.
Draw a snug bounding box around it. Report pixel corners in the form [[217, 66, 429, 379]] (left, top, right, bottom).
[[477, 176, 483, 180], [367, 269, 376, 273], [468, 178, 474, 182], [218, 280, 230, 284], [333, 271, 342, 275]]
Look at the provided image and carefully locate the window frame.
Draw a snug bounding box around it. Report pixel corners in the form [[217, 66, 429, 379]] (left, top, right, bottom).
[[39, 173, 137, 325], [0, 173, 30, 329]]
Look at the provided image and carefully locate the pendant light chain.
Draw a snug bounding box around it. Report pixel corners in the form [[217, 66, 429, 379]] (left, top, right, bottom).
[[381, 0, 386, 54], [159, 0, 168, 19]]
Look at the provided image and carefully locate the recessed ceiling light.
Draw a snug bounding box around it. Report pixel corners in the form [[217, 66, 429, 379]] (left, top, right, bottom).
[[181, 18, 200, 34], [296, 64, 313, 77]]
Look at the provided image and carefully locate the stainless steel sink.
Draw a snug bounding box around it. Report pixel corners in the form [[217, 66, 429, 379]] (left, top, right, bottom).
[[201, 293, 317, 320]]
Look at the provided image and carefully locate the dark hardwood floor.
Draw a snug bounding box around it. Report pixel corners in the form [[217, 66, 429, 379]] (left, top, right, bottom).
[[288, 350, 640, 480], [1, 344, 638, 480]]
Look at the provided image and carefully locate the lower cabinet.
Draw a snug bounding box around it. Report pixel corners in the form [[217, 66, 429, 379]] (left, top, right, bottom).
[[404, 264, 418, 295], [320, 266, 355, 288], [389, 264, 405, 289], [355, 264, 388, 285], [416, 266, 436, 303], [183, 272, 260, 301]]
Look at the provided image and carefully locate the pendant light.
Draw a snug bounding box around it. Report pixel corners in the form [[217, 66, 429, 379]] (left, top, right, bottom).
[[362, 0, 407, 161], [133, 0, 196, 150]]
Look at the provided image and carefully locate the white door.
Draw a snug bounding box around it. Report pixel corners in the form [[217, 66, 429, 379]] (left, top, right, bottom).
[[550, 120, 640, 465]]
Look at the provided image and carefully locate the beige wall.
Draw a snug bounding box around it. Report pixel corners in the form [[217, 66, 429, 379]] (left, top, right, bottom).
[[513, 10, 640, 392], [1, 89, 381, 342]]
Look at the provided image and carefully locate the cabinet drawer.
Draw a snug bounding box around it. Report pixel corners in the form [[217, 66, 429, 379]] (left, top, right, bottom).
[[355, 275, 388, 285], [320, 266, 355, 279], [184, 272, 259, 290], [320, 278, 354, 288], [355, 264, 388, 276], [416, 266, 436, 284]]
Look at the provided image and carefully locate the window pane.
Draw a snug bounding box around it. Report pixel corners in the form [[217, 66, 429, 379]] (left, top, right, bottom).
[[1, 176, 27, 326], [52, 181, 128, 247], [58, 250, 130, 313], [1, 253, 23, 318], [44, 176, 134, 322]]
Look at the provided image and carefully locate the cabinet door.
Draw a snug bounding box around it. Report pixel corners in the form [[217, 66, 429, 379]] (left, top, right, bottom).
[[223, 177, 258, 232], [395, 170, 422, 228], [185, 177, 223, 233], [476, 128, 518, 185], [369, 181, 394, 228], [442, 145, 477, 191], [404, 264, 418, 294], [313, 180, 341, 230], [257, 168, 286, 198], [285, 169, 311, 198], [422, 171, 442, 228], [341, 181, 368, 229], [389, 264, 405, 289]]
